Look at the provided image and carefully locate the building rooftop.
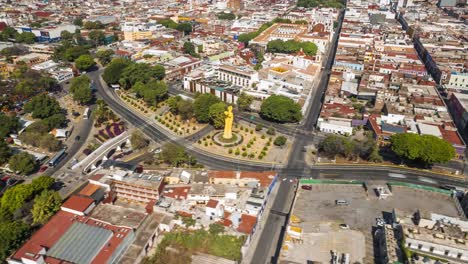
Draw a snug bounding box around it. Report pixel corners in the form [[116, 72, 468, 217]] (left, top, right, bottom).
[[47, 222, 113, 264], [61, 195, 95, 213]]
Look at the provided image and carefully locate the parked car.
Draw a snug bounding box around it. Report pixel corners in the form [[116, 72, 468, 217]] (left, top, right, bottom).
[[38, 166, 48, 173], [301, 185, 312, 190], [75, 135, 80, 141], [335, 200, 349, 206], [339, 224, 350, 229]]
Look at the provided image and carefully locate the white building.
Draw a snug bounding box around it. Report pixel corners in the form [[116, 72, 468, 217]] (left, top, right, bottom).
[[317, 118, 354, 135]]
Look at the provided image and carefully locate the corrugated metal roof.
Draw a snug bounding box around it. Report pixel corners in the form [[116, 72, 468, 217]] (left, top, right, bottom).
[[47, 222, 113, 264]]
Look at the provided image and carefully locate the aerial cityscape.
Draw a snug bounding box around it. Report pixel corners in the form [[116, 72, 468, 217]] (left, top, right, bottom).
[[0, 0, 467, 263]]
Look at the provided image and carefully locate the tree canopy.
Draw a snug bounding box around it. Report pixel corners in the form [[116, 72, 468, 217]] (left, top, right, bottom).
[[390, 133, 455, 165], [16, 32, 36, 44], [260, 95, 302, 123], [297, 0, 345, 8], [130, 131, 149, 150], [160, 143, 196, 167], [217, 12, 236, 20], [102, 58, 131, 84], [31, 190, 62, 225], [74, 54, 96, 71], [0, 221, 31, 261], [96, 49, 114, 65], [209, 102, 227, 129], [183, 42, 199, 58], [24, 94, 62, 119], [0, 140, 12, 165], [8, 152, 37, 175], [119, 63, 165, 89], [0, 113, 20, 138], [167, 96, 193, 120], [132, 80, 168, 105], [267, 39, 318, 56], [193, 93, 220, 123], [237, 92, 254, 112], [70, 75, 92, 104], [88, 30, 105, 47]]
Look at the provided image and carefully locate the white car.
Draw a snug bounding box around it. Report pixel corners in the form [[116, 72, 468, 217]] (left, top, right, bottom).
[[339, 224, 350, 229]]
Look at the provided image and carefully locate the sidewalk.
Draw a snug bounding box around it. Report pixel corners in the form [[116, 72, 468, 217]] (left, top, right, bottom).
[[241, 180, 281, 264]]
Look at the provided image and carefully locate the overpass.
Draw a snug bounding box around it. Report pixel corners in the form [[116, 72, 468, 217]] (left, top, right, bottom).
[[71, 131, 130, 174]]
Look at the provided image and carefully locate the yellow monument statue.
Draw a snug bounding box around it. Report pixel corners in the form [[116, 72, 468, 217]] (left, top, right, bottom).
[[223, 105, 234, 139]]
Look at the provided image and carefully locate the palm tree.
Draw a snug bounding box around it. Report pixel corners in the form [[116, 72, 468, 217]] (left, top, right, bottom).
[[94, 99, 116, 126]]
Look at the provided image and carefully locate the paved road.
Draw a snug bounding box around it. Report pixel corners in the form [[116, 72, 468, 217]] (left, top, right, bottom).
[[91, 70, 276, 171], [88, 10, 467, 262]]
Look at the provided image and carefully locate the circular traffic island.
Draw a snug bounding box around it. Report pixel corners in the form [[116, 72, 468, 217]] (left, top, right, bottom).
[[212, 131, 243, 147]]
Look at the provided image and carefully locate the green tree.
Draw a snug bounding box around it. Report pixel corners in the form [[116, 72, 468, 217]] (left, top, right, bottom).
[[73, 18, 83, 27], [130, 131, 149, 150], [167, 96, 182, 114], [176, 23, 192, 35], [75, 54, 96, 71], [0, 113, 20, 138], [31, 190, 62, 224], [158, 19, 178, 29], [0, 27, 18, 41], [24, 94, 62, 119], [0, 140, 12, 165], [93, 99, 116, 125], [39, 134, 62, 151], [237, 92, 253, 111], [146, 79, 168, 103], [102, 58, 131, 84], [273, 136, 287, 146], [260, 95, 302, 123], [209, 223, 225, 234], [217, 12, 236, 20], [43, 113, 67, 129], [193, 94, 220, 123], [60, 30, 73, 40], [31, 175, 55, 194], [14, 80, 34, 97], [160, 143, 194, 167], [96, 49, 114, 65], [0, 184, 34, 213], [183, 42, 199, 57], [16, 32, 36, 44], [119, 63, 165, 89], [178, 100, 194, 120], [0, 221, 31, 261], [9, 152, 37, 175], [390, 133, 455, 165], [70, 75, 92, 104], [88, 30, 105, 47], [84, 21, 104, 30], [63, 45, 89, 61], [209, 102, 227, 129]]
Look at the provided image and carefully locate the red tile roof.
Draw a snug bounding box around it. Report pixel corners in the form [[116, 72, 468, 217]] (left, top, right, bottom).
[[208, 171, 277, 187], [237, 214, 257, 234], [61, 195, 94, 213], [206, 199, 219, 208], [89, 174, 105, 181], [78, 184, 101, 197], [163, 186, 190, 200]]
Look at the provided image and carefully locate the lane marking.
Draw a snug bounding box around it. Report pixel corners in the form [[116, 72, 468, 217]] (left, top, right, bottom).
[[388, 173, 407, 179], [418, 177, 438, 184]]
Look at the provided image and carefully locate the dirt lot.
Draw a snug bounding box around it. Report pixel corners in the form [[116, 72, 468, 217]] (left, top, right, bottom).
[[281, 183, 459, 264]]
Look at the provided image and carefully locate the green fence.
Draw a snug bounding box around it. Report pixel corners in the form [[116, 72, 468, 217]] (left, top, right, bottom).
[[300, 179, 364, 185], [389, 182, 452, 195]]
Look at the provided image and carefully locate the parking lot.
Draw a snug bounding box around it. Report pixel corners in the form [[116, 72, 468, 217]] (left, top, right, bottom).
[[280, 182, 459, 264]]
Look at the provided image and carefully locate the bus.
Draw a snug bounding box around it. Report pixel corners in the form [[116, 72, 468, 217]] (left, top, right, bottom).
[[48, 149, 67, 167], [83, 107, 90, 119]]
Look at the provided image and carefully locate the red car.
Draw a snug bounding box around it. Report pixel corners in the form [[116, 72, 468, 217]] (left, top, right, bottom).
[[39, 166, 48, 173], [301, 185, 312, 190]]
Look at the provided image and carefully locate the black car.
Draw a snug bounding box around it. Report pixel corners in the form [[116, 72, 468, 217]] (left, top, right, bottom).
[[75, 135, 80, 141]]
